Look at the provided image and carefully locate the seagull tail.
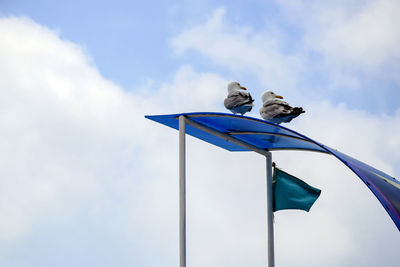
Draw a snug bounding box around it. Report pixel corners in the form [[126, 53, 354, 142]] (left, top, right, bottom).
[[248, 94, 255, 104], [293, 107, 305, 115]]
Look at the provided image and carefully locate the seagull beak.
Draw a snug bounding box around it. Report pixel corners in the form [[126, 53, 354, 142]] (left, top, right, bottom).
[[240, 86, 247, 90], [275, 95, 283, 99]]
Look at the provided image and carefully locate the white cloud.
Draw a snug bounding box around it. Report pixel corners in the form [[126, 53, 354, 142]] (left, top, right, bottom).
[[170, 2, 400, 113], [170, 8, 304, 93], [288, 0, 400, 70], [0, 14, 399, 267], [0, 16, 228, 266], [279, 0, 400, 91]]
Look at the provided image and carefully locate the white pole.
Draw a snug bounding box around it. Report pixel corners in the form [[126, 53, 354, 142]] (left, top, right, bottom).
[[266, 152, 275, 267], [179, 115, 186, 267]]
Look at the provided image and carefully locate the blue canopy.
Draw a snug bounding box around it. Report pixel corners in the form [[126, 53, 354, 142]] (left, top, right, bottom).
[[146, 112, 400, 231]]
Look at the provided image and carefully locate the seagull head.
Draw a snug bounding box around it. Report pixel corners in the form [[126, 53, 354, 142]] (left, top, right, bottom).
[[261, 91, 283, 103], [227, 81, 247, 93]]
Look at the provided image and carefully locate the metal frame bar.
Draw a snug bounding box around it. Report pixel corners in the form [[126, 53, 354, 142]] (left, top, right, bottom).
[[228, 131, 309, 141], [178, 115, 275, 266], [264, 147, 329, 154], [266, 152, 275, 267], [184, 117, 269, 156], [182, 117, 328, 155], [179, 116, 186, 267]]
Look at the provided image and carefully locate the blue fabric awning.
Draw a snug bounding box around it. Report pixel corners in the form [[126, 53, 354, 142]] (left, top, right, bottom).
[[146, 112, 400, 231]]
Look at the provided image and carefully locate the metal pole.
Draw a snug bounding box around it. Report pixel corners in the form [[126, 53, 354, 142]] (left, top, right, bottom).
[[266, 152, 275, 267], [179, 115, 186, 267]]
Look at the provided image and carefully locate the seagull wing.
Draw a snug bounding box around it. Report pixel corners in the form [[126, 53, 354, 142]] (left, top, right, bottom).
[[224, 91, 254, 109], [260, 100, 294, 118]]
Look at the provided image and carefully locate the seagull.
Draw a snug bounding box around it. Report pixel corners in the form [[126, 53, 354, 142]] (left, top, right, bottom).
[[224, 82, 254, 115], [259, 91, 305, 124]]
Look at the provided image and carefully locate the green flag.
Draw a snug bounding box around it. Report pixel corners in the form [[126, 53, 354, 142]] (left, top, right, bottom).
[[273, 166, 321, 212]]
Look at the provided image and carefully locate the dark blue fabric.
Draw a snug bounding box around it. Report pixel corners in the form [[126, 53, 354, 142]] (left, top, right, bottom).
[[146, 112, 400, 230]]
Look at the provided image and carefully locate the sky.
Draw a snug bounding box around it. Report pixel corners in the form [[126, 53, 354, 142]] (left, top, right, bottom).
[[0, 0, 399, 266]]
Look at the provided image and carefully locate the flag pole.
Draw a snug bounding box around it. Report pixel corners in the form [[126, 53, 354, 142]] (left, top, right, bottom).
[[266, 152, 275, 267], [179, 115, 186, 267]]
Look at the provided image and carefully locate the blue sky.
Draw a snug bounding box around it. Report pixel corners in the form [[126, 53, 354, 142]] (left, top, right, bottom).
[[2, 0, 399, 113], [0, 0, 280, 89], [0, 1, 399, 266]]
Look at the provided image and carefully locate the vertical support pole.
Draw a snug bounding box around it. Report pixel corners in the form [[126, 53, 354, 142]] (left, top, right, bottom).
[[266, 152, 275, 267], [179, 115, 186, 267]]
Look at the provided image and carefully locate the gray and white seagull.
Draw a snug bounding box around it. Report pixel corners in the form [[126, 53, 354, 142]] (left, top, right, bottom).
[[224, 81, 254, 115], [259, 91, 305, 124]]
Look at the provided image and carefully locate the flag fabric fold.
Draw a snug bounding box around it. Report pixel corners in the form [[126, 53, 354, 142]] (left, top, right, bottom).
[[272, 166, 321, 212]]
